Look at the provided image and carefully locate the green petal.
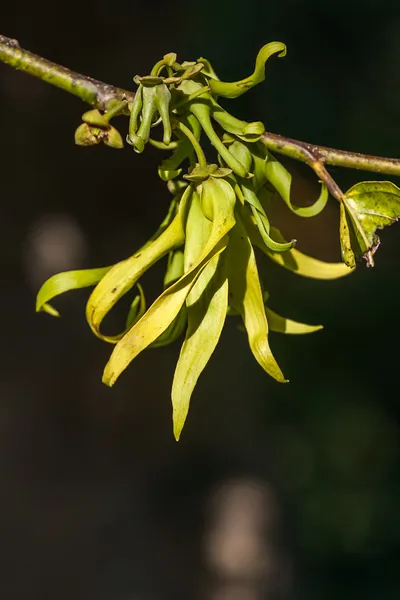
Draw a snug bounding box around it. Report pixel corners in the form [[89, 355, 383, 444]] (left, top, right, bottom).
[[264, 156, 328, 217], [170, 187, 226, 439], [127, 84, 143, 142], [183, 189, 213, 270], [172, 254, 228, 441], [210, 98, 265, 142], [178, 80, 249, 178], [125, 283, 146, 330], [208, 42, 286, 98], [267, 246, 353, 280], [36, 266, 111, 317], [266, 308, 322, 334], [196, 57, 220, 80], [240, 180, 295, 252], [227, 211, 287, 382], [249, 223, 353, 279], [154, 84, 172, 146], [158, 115, 200, 181]]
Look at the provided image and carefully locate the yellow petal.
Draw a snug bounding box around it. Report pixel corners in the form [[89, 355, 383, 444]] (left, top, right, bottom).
[[86, 189, 190, 342], [247, 217, 353, 280], [171, 190, 229, 440], [102, 177, 236, 387], [267, 245, 353, 279], [266, 308, 323, 334], [36, 266, 111, 317], [172, 254, 228, 441], [227, 211, 287, 382]]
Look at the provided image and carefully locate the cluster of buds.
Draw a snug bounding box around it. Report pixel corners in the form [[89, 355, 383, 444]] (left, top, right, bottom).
[[75, 108, 123, 148], [38, 43, 353, 439]]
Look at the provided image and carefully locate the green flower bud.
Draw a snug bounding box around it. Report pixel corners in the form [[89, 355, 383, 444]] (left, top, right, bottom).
[[74, 122, 101, 146], [163, 52, 177, 67], [82, 109, 109, 129], [104, 125, 124, 149], [228, 141, 253, 174], [154, 83, 172, 146]]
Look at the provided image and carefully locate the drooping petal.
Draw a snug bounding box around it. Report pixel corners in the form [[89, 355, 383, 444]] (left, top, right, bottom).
[[170, 189, 227, 440], [36, 266, 111, 317], [227, 211, 287, 382], [240, 180, 295, 252], [150, 306, 187, 348], [150, 249, 187, 348], [266, 245, 353, 279], [266, 308, 323, 334], [248, 221, 353, 279], [102, 178, 236, 387], [86, 187, 191, 342], [172, 254, 228, 441], [264, 156, 328, 217]]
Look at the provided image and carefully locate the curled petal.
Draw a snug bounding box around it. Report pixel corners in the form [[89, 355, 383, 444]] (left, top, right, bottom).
[[266, 308, 323, 334], [36, 266, 111, 317], [210, 98, 265, 142], [227, 211, 287, 382], [86, 187, 192, 342], [207, 42, 286, 98], [179, 79, 249, 178], [240, 180, 295, 252], [264, 156, 328, 217]]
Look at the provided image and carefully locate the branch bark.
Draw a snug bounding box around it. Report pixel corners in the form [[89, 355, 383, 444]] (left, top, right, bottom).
[[1, 33, 400, 193], [0, 34, 135, 109]]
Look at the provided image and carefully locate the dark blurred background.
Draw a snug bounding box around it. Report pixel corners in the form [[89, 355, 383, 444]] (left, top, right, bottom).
[[1, 1, 400, 599]]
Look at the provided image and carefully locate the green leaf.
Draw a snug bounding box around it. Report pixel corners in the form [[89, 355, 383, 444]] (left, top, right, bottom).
[[36, 266, 111, 317], [340, 181, 400, 267]]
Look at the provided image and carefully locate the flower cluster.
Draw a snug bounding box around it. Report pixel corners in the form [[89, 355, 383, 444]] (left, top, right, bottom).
[[36, 43, 353, 439]]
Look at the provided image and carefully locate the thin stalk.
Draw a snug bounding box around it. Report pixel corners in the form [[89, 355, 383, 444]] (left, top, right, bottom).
[[176, 120, 207, 169]]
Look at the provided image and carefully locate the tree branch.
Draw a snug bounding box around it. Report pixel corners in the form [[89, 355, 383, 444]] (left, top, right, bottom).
[[260, 131, 400, 179], [0, 34, 135, 110], [1, 32, 400, 194]]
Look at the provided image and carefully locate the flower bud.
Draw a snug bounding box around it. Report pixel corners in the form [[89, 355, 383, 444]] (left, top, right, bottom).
[[104, 126, 124, 149], [74, 123, 101, 146], [82, 109, 109, 129]]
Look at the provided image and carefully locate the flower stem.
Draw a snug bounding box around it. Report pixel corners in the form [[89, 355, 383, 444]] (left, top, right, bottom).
[[176, 120, 207, 169]]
